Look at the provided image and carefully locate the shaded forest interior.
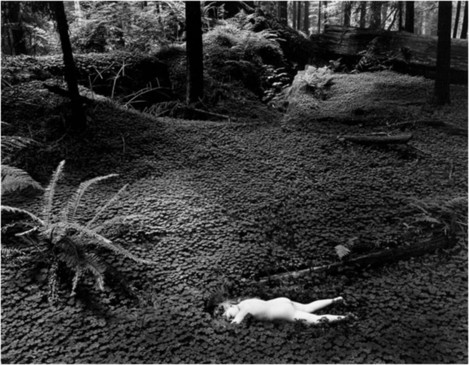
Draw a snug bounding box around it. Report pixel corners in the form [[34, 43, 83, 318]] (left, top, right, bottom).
[[1, 1, 468, 364]]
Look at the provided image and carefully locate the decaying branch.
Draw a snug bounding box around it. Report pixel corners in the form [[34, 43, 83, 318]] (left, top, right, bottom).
[[256, 234, 455, 284], [338, 132, 413, 145]]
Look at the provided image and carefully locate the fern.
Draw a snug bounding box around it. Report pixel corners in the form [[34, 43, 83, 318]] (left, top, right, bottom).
[[409, 196, 468, 235], [1, 205, 45, 225], [61, 173, 118, 223], [1, 160, 154, 303], [334, 245, 351, 260], [80, 252, 105, 291], [86, 184, 128, 229], [1, 135, 37, 156], [43, 160, 65, 225], [1, 164, 43, 196]]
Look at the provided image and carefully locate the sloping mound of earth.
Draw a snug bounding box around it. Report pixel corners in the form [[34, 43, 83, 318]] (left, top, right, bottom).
[[1, 78, 467, 363], [282, 69, 468, 130]]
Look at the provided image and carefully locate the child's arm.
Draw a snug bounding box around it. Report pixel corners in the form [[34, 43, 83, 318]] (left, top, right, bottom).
[[231, 310, 248, 324]]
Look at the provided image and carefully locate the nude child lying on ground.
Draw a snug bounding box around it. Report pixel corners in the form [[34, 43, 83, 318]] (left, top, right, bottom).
[[220, 296, 355, 325]]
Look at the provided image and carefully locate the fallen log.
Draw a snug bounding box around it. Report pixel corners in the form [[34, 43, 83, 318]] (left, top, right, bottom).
[[312, 25, 468, 83], [390, 120, 467, 136], [338, 132, 413, 144], [256, 234, 454, 284]]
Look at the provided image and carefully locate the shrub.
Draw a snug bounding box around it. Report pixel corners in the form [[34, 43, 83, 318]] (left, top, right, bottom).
[[1, 160, 154, 303], [1, 125, 43, 198]]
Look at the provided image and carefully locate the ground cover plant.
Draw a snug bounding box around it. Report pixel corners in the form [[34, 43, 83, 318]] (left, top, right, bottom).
[[1, 73, 467, 363]]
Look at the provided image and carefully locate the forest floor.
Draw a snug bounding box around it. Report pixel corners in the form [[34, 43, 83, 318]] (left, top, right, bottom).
[[1, 71, 468, 363]]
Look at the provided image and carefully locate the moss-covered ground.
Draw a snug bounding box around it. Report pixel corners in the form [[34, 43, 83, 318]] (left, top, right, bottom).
[[1, 72, 467, 363]]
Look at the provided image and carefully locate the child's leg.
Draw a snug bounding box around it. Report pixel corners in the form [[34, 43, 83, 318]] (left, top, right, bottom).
[[291, 296, 343, 313], [293, 311, 349, 324]]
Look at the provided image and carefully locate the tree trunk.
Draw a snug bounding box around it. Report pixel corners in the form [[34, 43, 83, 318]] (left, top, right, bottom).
[[292, 1, 297, 29], [344, 1, 352, 27], [461, 0, 468, 39], [297, 1, 302, 31], [7, 2, 27, 55], [185, 1, 204, 104], [324, 1, 328, 25], [277, 1, 288, 25], [453, 1, 461, 38], [53, 1, 86, 131], [303, 1, 310, 34], [381, 1, 388, 28], [433, 1, 452, 105], [359, 1, 367, 28], [318, 1, 322, 33], [370, 1, 382, 29], [405, 1, 414, 32], [398, 1, 403, 30]]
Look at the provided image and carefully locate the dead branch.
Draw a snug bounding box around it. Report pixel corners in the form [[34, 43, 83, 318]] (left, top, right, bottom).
[[338, 132, 413, 144], [256, 234, 454, 284], [188, 107, 233, 121]]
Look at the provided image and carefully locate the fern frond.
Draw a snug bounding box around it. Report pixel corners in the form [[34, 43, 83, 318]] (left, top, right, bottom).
[[86, 184, 128, 229], [62, 173, 118, 224], [1, 246, 25, 259], [70, 267, 82, 296], [1, 164, 43, 196], [1, 135, 37, 156], [57, 237, 83, 268], [1, 205, 45, 226], [444, 197, 468, 208], [414, 216, 442, 225], [48, 261, 59, 304], [43, 160, 65, 225], [81, 252, 106, 291], [93, 214, 146, 234], [334, 244, 351, 259], [50, 222, 155, 265]]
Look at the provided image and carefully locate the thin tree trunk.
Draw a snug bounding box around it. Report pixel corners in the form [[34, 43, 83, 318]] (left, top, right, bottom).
[[453, 1, 461, 38], [324, 1, 328, 26], [359, 1, 366, 28], [433, 1, 452, 105], [292, 1, 297, 29], [461, 0, 468, 39], [381, 1, 388, 28], [370, 1, 382, 29], [405, 1, 414, 32], [8, 2, 27, 55], [398, 1, 403, 30], [318, 1, 322, 33], [344, 1, 352, 27], [53, 1, 86, 131], [185, 1, 204, 104], [303, 1, 310, 34], [387, 7, 398, 31], [297, 1, 302, 31], [277, 1, 288, 25]]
